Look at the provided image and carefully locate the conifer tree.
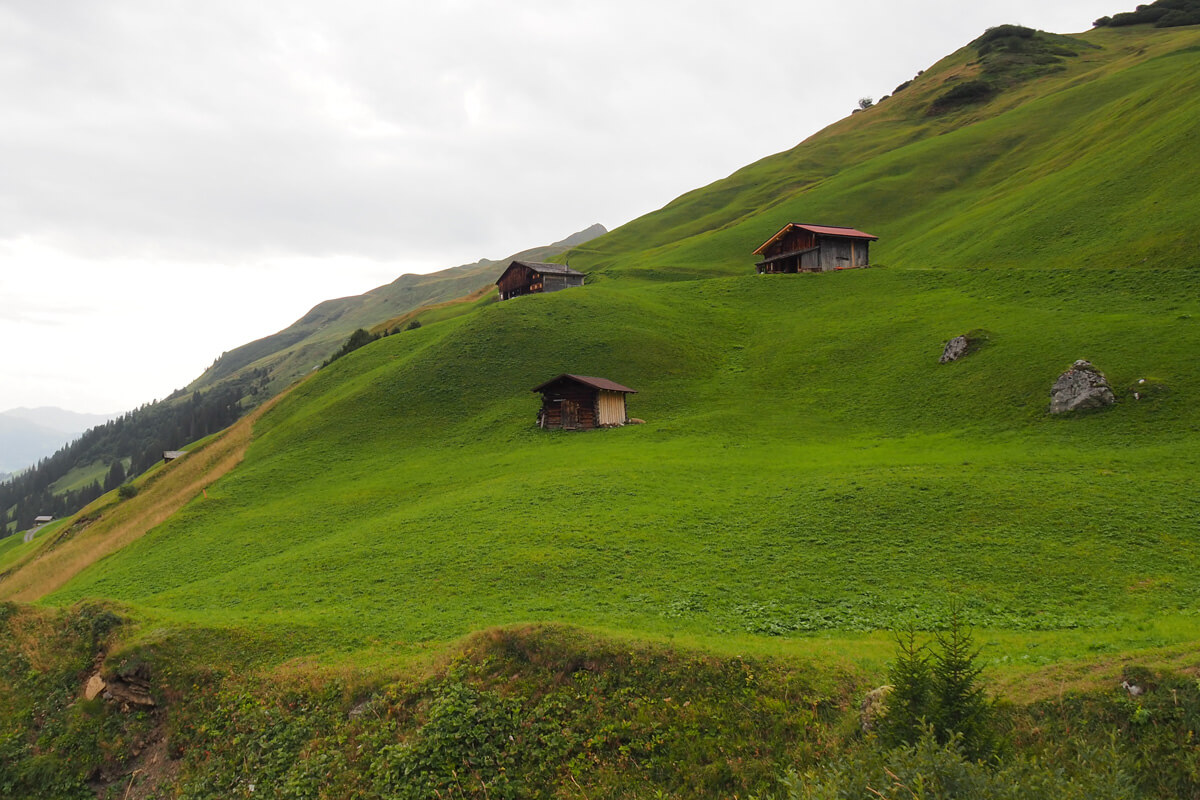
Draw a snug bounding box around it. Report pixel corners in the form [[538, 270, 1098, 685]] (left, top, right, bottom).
[[879, 608, 996, 758], [104, 460, 127, 491], [930, 605, 995, 759], [879, 622, 933, 748]]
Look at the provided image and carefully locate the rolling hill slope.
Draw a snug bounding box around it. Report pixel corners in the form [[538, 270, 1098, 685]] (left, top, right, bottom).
[[568, 24, 1200, 280], [16, 22, 1200, 661], [7, 18, 1200, 800], [42, 266, 1200, 657]]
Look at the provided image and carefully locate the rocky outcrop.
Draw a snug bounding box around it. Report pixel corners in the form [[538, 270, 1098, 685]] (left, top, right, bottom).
[[860, 684, 893, 732], [87, 661, 156, 709], [1050, 360, 1115, 414], [84, 673, 107, 700], [940, 335, 970, 363], [104, 675, 156, 709]]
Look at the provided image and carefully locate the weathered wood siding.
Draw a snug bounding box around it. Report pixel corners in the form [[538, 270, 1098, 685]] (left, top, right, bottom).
[[538, 381, 599, 430], [763, 228, 818, 258], [814, 237, 871, 270], [758, 230, 872, 274], [541, 273, 584, 293], [497, 263, 539, 300], [854, 239, 870, 267], [596, 390, 627, 426], [499, 266, 584, 300]]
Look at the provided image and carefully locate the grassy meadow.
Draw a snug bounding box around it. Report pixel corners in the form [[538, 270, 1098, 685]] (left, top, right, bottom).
[[45, 267, 1200, 665], [27, 19, 1200, 671]]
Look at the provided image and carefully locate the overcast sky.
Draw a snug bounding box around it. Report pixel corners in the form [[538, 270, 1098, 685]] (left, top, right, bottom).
[[0, 0, 1119, 414]]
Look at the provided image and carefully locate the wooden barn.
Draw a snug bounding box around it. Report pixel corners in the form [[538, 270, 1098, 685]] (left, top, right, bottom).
[[753, 223, 878, 273], [532, 374, 636, 431], [496, 260, 586, 301]]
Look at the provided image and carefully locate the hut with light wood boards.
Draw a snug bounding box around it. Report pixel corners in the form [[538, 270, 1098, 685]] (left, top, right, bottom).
[[531, 374, 636, 431], [753, 223, 878, 273]]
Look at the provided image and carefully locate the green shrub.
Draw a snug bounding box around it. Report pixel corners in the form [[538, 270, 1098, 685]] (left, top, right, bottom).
[[927, 81, 995, 115], [370, 677, 562, 800], [1157, 8, 1200, 25], [878, 623, 932, 748], [878, 610, 996, 760], [975, 24, 1036, 54], [322, 328, 380, 367], [928, 608, 996, 760], [1095, 0, 1200, 27], [781, 733, 1137, 800], [117, 483, 138, 500]]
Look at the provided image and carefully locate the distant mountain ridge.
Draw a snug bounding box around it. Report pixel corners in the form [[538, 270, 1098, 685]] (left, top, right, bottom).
[[0, 407, 118, 474], [189, 223, 607, 401]]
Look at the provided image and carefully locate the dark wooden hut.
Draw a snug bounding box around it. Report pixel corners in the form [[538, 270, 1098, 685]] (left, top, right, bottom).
[[496, 260, 586, 301], [753, 223, 878, 273], [532, 374, 636, 431]]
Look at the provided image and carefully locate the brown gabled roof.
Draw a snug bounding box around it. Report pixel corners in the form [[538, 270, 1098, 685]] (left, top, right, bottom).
[[495, 260, 586, 284], [752, 223, 878, 255], [531, 374, 637, 394]]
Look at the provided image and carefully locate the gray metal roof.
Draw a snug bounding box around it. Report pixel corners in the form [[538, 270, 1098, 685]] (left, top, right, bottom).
[[494, 260, 588, 284], [509, 260, 586, 277]]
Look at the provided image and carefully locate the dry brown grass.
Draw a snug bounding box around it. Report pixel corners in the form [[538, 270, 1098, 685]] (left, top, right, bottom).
[[0, 393, 287, 603], [992, 640, 1200, 703], [3, 604, 65, 671]]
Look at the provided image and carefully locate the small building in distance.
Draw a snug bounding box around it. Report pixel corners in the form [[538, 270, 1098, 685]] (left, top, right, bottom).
[[163, 450, 187, 463], [532, 374, 636, 431], [496, 261, 586, 301], [33, 515, 53, 525], [753, 223, 878, 274]]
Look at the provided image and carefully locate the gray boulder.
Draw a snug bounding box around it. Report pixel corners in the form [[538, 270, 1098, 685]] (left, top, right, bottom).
[[1050, 360, 1115, 414], [940, 335, 970, 363]]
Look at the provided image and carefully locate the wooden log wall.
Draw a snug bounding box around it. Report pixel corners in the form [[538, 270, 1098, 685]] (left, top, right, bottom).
[[497, 264, 539, 300], [539, 384, 599, 430], [764, 228, 818, 257]]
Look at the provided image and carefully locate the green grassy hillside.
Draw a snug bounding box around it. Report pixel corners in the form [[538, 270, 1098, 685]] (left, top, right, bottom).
[[38, 25, 1200, 666], [569, 25, 1200, 280], [7, 19, 1200, 800], [49, 266, 1200, 661]]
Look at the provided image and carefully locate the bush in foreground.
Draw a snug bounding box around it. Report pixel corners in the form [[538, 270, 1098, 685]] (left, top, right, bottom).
[[879, 612, 996, 760], [781, 733, 1136, 800]]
